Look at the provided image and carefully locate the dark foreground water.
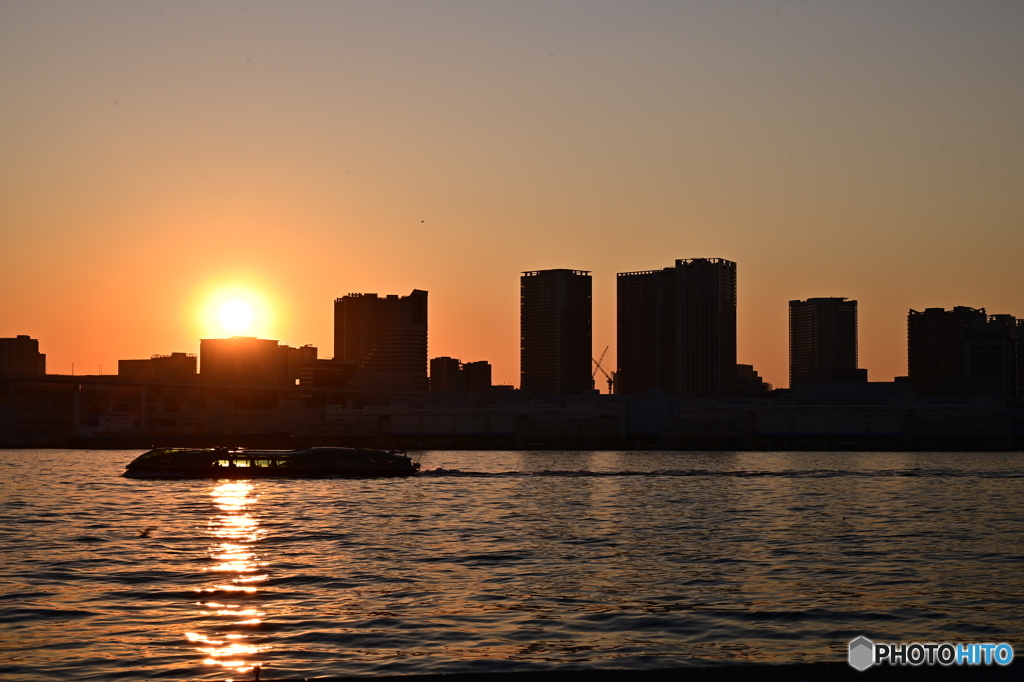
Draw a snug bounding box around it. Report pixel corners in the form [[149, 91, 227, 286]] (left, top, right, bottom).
[[1, 449, 1023, 681]]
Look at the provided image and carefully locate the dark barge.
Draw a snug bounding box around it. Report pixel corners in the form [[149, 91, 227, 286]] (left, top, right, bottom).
[[122, 446, 419, 479]]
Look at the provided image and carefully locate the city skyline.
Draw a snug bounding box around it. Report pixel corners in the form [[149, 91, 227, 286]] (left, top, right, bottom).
[[4, 5, 1024, 679], [5, 261, 1024, 392], [2, 2, 1022, 389]]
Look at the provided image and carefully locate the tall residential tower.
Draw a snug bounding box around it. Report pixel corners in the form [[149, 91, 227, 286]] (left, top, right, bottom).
[[520, 269, 592, 394], [908, 306, 1019, 397], [789, 297, 866, 385], [334, 290, 428, 392], [617, 258, 737, 399]]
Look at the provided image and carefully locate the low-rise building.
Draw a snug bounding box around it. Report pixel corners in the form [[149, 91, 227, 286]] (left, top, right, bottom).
[[0, 335, 45, 375], [118, 352, 197, 382]]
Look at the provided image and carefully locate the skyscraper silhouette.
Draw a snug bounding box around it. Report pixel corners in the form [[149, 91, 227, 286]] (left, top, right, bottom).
[[520, 269, 592, 395], [429, 356, 462, 392], [789, 298, 866, 385], [334, 290, 428, 392], [429, 357, 493, 392], [908, 306, 1019, 397], [617, 258, 737, 398], [616, 267, 676, 394], [908, 306, 986, 398], [461, 360, 492, 392]]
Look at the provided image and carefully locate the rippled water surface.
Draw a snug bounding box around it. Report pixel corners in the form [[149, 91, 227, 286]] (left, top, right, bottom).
[[2, 449, 1024, 680]]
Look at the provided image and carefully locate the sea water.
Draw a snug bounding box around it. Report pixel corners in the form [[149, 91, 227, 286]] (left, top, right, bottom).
[[1, 449, 1023, 680]]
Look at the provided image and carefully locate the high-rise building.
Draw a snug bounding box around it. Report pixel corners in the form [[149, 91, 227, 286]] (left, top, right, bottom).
[[908, 306, 985, 397], [1019, 319, 1024, 397], [963, 314, 1019, 397], [736, 364, 772, 397], [789, 298, 866, 385], [119, 352, 197, 382], [908, 306, 1019, 397], [617, 258, 737, 398], [335, 290, 428, 393], [282, 344, 318, 385], [461, 361, 492, 392], [616, 268, 676, 394], [0, 335, 45, 375], [428, 357, 493, 392], [429, 357, 462, 392], [520, 269, 592, 395], [675, 258, 738, 399], [910, 307, 975, 397]]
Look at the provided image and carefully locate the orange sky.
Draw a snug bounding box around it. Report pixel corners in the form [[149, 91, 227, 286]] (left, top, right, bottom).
[[2, 2, 1023, 388]]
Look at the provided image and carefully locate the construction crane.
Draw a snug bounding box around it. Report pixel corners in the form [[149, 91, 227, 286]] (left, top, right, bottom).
[[592, 346, 615, 394]]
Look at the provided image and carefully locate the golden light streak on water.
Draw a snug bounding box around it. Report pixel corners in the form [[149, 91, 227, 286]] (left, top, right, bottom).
[[235, 574, 270, 583], [186, 481, 268, 675]]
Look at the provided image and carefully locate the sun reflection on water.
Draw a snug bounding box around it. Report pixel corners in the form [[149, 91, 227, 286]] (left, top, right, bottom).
[[190, 481, 269, 675]]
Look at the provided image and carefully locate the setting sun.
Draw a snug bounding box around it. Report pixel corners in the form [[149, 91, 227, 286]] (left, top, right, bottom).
[[218, 301, 254, 334], [197, 287, 275, 339]]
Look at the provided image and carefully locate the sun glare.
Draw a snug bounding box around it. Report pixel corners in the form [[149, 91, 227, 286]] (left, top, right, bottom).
[[219, 301, 254, 333], [199, 286, 274, 339]]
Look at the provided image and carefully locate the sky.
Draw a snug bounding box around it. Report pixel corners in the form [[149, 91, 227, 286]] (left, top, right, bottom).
[[2, 1, 1022, 388]]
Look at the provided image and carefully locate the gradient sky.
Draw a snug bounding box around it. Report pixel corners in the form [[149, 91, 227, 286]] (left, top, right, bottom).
[[2, 1, 1022, 388]]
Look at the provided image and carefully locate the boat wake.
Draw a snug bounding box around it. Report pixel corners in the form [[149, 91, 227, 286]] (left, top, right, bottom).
[[416, 467, 1024, 479]]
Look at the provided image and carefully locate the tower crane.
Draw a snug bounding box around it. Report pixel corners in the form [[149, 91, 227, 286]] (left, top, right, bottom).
[[592, 346, 615, 394]]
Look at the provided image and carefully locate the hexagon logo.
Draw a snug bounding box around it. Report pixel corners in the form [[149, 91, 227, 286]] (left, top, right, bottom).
[[849, 636, 875, 671]]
